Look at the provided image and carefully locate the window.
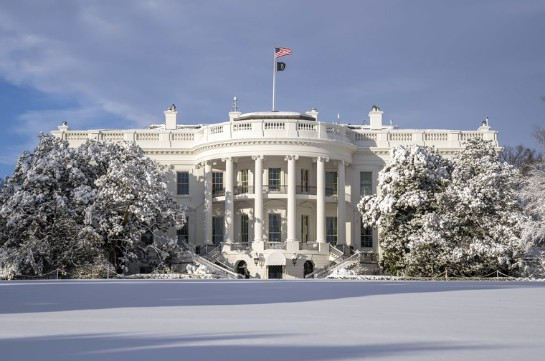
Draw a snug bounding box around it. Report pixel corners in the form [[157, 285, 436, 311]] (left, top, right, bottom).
[[212, 172, 224, 196], [177, 217, 188, 245], [176, 171, 189, 195], [326, 171, 337, 196], [141, 230, 154, 245], [301, 215, 309, 243], [240, 169, 249, 193], [326, 217, 337, 245], [241, 214, 249, 243], [300, 169, 309, 193], [360, 172, 373, 196], [212, 216, 224, 244], [361, 219, 373, 248], [268, 213, 281, 242], [268, 168, 281, 191]]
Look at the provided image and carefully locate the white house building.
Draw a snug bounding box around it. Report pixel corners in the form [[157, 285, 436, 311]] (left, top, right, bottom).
[[52, 104, 498, 279]]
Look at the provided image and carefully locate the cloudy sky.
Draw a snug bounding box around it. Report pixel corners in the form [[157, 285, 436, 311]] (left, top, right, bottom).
[[1, 0, 544, 178]]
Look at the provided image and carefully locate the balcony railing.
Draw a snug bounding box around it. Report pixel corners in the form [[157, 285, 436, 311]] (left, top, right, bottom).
[[299, 242, 319, 251], [263, 185, 287, 193], [264, 242, 286, 250], [296, 185, 317, 195], [229, 242, 252, 251], [212, 187, 225, 197], [234, 186, 254, 195]]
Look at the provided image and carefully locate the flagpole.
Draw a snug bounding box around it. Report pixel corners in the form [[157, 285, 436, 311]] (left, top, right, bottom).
[[272, 46, 277, 111]]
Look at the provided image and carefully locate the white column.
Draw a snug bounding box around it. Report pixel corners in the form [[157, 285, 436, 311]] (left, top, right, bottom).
[[204, 161, 213, 245], [316, 156, 327, 243], [286, 155, 298, 243], [337, 160, 346, 246], [253, 155, 264, 243], [224, 157, 234, 243]]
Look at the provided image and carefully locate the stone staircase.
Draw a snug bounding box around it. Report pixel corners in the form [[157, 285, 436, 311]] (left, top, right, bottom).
[[305, 247, 362, 279]]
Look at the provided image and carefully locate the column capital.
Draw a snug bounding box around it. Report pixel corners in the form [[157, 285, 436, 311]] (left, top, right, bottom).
[[196, 160, 214, 169], [338, 160, 350, 167], [251, 155, 264, 161], [284, 155, 299, 161], [313, 156, 329, 163]]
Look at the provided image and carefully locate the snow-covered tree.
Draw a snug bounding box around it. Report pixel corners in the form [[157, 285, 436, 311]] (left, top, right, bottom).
[[520, 168, 545, 276], [359, 139, 525, 277], [441, 138, 525, 276], [0, 135, 105, 278], [80, 141, 185, 273], [358, 145, 453, 275], [0, 135, 185, 279]]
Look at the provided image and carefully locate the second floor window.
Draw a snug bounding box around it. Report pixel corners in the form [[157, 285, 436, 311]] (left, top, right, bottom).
[[269, 168, 281, 191], [240, 169, 249, 193], [176, 171, 189, 195], [300, 169, 309, 193], [325, 171, 337, 196], [213, 172, 223, 196], [360, 172, 373, 196]]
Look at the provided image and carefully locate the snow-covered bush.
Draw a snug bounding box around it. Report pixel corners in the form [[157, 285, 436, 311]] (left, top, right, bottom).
[[0, 134, 185, 279], [358, 139, 526, 277], [358, 144, 453, 275]]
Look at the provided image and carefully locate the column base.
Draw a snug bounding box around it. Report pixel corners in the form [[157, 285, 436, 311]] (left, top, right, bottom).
[[318, 242, 329, 253], [286, 240, 300, 252], [252, 240, 265, 252]]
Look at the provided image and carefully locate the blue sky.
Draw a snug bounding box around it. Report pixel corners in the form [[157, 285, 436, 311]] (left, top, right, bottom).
[[1, 0, 544, 178]]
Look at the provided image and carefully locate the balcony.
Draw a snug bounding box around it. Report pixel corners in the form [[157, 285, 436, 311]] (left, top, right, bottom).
[[264, 242, 286, 250], [296, 185, 317, 195], [262, 185, 287, 194], [234, 186, 254, 195]]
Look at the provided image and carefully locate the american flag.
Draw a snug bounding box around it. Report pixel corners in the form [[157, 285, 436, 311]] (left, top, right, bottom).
[[275, 47, 292, 58]]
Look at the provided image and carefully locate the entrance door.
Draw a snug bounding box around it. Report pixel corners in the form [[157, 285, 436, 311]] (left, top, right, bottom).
[[304, 261, 314, 277], [268, 266, 283, 279]]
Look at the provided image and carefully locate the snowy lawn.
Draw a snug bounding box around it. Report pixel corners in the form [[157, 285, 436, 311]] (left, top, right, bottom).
[[1, 280, 544, 361]]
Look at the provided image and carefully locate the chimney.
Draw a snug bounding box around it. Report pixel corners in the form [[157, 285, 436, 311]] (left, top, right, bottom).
[[369, 105, 383, 130], [58, 121, 69, 132], [164, 104, 177, 130], [305, 107, 319, 121]]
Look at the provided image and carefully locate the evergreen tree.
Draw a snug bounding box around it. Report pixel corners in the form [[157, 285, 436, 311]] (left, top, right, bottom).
[[0, 135, 185, 279], [359, 139, 525, 277]]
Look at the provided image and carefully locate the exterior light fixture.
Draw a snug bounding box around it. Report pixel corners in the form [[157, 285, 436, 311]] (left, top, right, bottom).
[[253, 254, 260, 266], [292, 254, 298, 266]]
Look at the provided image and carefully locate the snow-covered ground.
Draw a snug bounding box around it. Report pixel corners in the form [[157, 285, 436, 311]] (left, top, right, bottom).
[[1, 280, 544, 361]]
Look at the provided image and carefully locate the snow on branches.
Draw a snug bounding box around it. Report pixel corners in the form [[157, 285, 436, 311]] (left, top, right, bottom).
[[358, 139, 526, 277], [0, 135, 185, 279]]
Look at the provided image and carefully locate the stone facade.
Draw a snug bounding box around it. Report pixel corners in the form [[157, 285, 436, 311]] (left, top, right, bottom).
[[52, 106, 497, 279]]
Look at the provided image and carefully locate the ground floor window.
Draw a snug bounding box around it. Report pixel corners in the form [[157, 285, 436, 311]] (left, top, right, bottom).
[[241, 214, 249, 243], [361, 219, 373, 248], [177, 217, 188, 245], [269, 213, 281, 242], [268, 265, 283, 279], [326, 217, 337, 245], [213, 216, 224, 245]]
